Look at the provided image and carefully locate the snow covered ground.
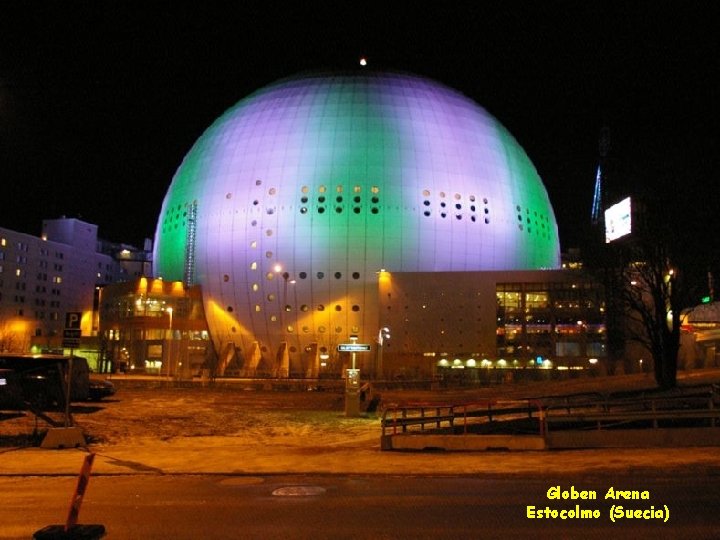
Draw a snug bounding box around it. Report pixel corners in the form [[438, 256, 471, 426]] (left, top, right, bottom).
[[2, 370, 720, 476]]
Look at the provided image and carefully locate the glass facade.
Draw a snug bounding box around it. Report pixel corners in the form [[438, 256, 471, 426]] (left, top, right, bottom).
[[496, 281, 606, 362], [99, 280, 210, 376]]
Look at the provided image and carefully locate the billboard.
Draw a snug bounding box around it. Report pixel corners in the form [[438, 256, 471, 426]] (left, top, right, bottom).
[[605, 197, 632, 243]]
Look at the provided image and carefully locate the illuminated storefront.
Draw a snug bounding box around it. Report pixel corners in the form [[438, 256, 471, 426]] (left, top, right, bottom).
[[377, 269, 607, 381], [99, 278, 211, 377]]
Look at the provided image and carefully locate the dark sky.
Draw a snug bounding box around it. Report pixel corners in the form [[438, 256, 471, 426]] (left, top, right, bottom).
[[1, 1, 719, 254]]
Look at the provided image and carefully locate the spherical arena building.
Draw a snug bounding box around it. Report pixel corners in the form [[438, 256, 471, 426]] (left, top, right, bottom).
[[153, 70, 560, 378]]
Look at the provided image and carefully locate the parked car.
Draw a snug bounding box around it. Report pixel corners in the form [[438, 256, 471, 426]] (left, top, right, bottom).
[[87, 378, 116, 401], [0, 354, 77, 410], [0, 369, 23, 410]]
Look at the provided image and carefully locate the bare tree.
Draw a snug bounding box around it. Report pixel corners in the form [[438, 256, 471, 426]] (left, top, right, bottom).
[[617, 240, 683, 388], [0, 320, 22, 353], [585, 130, 720, 389]]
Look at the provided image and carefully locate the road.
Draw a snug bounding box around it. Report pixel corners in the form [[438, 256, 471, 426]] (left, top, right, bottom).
[[3, 473, 719, 539]]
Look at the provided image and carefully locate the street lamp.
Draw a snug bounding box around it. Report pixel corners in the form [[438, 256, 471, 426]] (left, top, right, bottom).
[[167, 307, 173, 334], [166, 307, 173, 378], [376, 326, 390, 379]]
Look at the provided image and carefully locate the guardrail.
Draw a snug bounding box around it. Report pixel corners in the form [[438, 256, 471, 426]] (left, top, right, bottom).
[[379, 385, 720, 450], [543, 386, 720, 431], [381, 399, 546, 438]]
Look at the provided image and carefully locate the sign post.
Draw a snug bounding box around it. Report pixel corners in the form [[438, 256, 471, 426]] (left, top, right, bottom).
[[40, 311, 86, 448], [63, 312, 82, 428], [338, 338, 371, 417], [40, 312, 86, 450]]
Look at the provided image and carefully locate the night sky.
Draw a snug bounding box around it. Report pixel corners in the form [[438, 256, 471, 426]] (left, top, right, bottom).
[[1, 1, 719, 257]]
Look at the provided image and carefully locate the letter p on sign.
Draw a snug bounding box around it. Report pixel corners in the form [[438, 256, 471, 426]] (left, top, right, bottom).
[[65, 312, 82, 329]]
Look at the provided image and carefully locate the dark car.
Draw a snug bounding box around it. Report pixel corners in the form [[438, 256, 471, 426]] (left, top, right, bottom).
[[0, 369, 24, 410], [87, 378, 116, 401], [0, 355, 71, 410]]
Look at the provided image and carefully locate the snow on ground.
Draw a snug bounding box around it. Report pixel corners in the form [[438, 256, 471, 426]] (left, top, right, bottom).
[[2, 370, 720, 476], [4, 369, 720, 448]]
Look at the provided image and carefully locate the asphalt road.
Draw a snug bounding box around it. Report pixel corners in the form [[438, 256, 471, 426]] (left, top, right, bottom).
[[4, 473, 719, 539]]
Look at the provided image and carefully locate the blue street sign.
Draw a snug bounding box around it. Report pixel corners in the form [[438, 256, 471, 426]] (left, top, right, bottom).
[[337, 343, 371, 352]]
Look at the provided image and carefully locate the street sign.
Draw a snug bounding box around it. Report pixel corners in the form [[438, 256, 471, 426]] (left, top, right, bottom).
[[63, 312, 83, 348], [337, 343, 371, 352], [65, 312, 82, 329]]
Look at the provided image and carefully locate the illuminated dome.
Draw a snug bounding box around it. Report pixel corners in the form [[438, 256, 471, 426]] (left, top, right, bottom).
[[153, 70, 560, 373]]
